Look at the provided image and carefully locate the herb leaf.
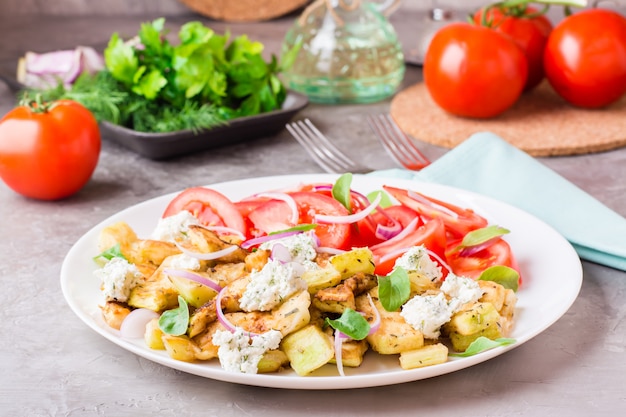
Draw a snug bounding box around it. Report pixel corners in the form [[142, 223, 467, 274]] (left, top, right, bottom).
[[449, 337, 516, 357], [158, 296, 190, 336], [377, 267, 411, 312], [458, 225, 510, 250], [269, 224, 317, 235], [93, 243, 126, 266], [325, 309, 370, 340], [332, 173, 353, 212], [479, 265, 520, 292], [367, 190, 393, 208]]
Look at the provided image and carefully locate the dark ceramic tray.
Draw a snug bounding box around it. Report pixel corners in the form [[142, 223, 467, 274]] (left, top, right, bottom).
[[0, 61, 308, 160], [99, 91, 309, 160]]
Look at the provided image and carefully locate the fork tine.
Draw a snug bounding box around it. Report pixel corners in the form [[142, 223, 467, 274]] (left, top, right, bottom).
[[368, 114, 430, 171], [286, 119, 370, 174]]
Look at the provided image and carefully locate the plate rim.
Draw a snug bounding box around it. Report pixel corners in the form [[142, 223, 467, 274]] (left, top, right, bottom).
[[60, 173, 583, 390]]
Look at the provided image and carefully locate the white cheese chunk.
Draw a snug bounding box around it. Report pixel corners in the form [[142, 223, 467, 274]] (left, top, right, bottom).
[[212, 328, 282, 374], [441, 273, 484, 312], [401, 292, 453, 339], [259, 232, 318, 264], [150, 210, 200, 243], [394, 245, 443, 282], [94, 257, 141, 302], [239, 259, 307, 312]]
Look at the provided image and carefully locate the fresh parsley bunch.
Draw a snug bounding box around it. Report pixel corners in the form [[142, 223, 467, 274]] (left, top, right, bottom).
[[34, 18, 294, 133]]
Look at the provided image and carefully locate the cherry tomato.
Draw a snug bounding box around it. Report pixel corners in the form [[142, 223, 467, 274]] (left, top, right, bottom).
[[163, 187, 247, 234], [543, 8, 626, 108], [248, 191, 352, 250], [473, 5, 552, 91], [372, 217, 447, 276], [446, 238, 516, 279], [383, 185, 488, 239], [424, 22, 528, 118], [0, 99, 100, 200]]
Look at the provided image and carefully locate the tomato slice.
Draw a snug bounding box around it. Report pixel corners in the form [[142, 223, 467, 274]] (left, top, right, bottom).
[[247, 191, 352, 250], [372, 217, 447, 275], [445, 238, 516, 279], [383, 186, 488, 238], [162, 187, 246, 234]]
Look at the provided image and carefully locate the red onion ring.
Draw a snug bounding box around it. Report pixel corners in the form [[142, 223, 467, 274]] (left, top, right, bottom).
[[120, 308, 159, 339], [175, 241, 239, 260], [408, 190, 459, 219], [316, 246, 346, 255], [255, 192, 299, 225], [215, 287, 260, 338], [241, 230, 301, 249], [163, 268, 223, 293], [459, 237, 500, 257], [374, 219, 402, 241], [334, 331, 346, 377], [315, 193, 381, 225], [202, 225, 245, 240], [271, 243, 292, 263], [366, 294, 381, 336], [369, 216, 420, 252]]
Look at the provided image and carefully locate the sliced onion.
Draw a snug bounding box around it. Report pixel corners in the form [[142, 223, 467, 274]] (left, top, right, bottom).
[[175, 241, 238, 260], [163, 268, 223, 293], [459, 237, 500, 257], [369, 216, 420, 252], [241, 230, 300, 249], [271, 243, 292, 263], [375, 218, 402, 241], [315, 193, 381, 225], [424, 248, 452, 274], [203, 225, 245, 241], [120, 308, 159, 339], [366, 294, 381, 336], [255, 192, 299, 225], [408, 190, 459, 219], [316, 246, 346, 255], [378, 246, 411, 266], [215, 287, 259, 337], [334, 331, 346, 377]]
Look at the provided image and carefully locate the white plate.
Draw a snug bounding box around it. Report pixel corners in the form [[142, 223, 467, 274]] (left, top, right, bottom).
[[60, 174, 583, 390]]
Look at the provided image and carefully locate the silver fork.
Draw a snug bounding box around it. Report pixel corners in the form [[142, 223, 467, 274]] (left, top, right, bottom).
[[367, 114, 431, 171], [286, 118, 372, 174]]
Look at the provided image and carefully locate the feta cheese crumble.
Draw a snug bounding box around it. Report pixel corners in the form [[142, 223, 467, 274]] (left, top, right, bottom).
[[212, 328, 283, 374], [94, 257, 142, 302], [150, 210, 200, 243], [239, 259, 307, 312], [401, 292, 453, 339], [441, 273, 484, 312], [167, 253, 201, 271], [394, 245, 443, 282], [259, 232, 318, 264]]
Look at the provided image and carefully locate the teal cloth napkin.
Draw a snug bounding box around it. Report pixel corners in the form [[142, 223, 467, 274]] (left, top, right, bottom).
[[372, 132, 626, 271]]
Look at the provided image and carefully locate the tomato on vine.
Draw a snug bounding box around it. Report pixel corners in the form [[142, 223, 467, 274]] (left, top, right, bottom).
[[472, 3, 553, 92], [543, 7, 626, 108], [0, 97, 101, 200], [423, 22, 528, 119]]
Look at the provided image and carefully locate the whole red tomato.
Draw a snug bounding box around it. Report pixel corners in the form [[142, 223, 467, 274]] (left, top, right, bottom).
[[424, 22, 528, 119], [473, 5, 553, 91], [544, 8, 626, 108], [0, 99, 101, 200]]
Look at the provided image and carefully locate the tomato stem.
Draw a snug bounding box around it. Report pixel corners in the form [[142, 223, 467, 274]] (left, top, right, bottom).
[[19, 93, 58, 114]]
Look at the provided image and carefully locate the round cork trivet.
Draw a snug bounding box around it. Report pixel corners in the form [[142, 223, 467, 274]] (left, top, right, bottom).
[[390, 81, 626, 157], [178, 0, 309, 22]]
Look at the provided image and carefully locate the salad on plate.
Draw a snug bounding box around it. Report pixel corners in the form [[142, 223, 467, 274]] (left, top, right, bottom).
[[92, 173, 520, 376]]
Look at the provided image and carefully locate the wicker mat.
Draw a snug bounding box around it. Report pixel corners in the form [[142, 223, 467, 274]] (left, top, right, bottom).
[[390, 81, 626, 157]]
